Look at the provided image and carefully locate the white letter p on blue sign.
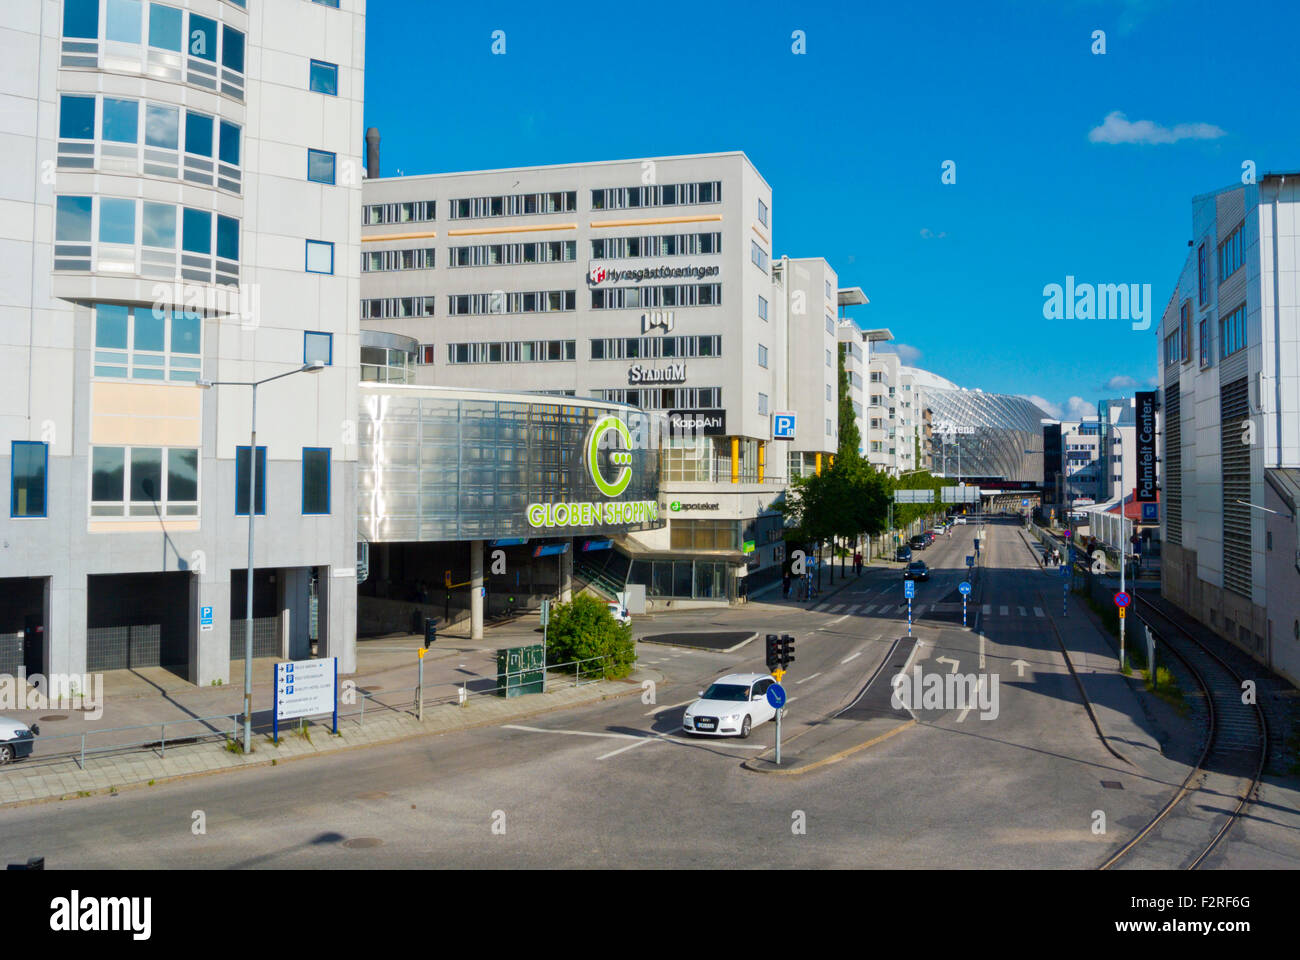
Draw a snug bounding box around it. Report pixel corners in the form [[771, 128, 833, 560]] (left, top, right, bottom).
[[774, 412, 797, 440]]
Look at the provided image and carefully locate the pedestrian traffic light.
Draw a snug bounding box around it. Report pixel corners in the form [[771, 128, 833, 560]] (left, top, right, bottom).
[[779, 634, 796, 668], [765, 634, 781, 671]]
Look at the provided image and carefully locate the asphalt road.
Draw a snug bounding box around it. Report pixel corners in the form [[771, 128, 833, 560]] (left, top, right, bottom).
[[3, 519, 1297, 869]]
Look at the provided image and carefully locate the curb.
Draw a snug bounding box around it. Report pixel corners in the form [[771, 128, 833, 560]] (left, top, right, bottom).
[[742, 720, 916, 776]]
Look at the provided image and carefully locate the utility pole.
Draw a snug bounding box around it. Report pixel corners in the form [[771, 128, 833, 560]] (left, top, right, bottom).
[[1118, 428, 1127, 671]]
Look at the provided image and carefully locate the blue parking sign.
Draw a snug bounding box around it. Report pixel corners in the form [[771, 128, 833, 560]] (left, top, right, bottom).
[[904, 579, 915, 599], [773, 412, 797, 439]]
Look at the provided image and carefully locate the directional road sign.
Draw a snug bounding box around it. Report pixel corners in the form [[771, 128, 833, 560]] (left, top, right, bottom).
[[904, 579, 916, 599], [966, 555, 975, 567], [765, 682, 787, 710]]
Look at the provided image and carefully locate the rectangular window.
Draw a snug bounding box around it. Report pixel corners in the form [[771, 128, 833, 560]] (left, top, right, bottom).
[[98, 197, 136, 245], [1220, 303, 1247, 359], [750, 240, 769, 272], [758, 392, 769, 416], [147, 3, 182, 51], [309, 59, 338, 95], [302, 448, 330, 515], [757, 344, 768, 368], [59, 95, 96, 140], [1199, 319, 1211, 368], [101, 97, 139, 144], [141, 201, 176, 249], [1197, 243, 1208, 306], [757, 198, 768, 227], [1180, 301, 1191, 364], [307, 149, 336, 184], [758, 295, 768, 321], [306, 240, 334, 275], [216, 215, 238, 261], [145, 103, 179, 149], [221, 25, 244, 73], [184, 110, 213, 157], [182, 207, 211, 254], [1218, 222, 1245, 282], [90, 445, 197, 517], [187, 13, 217, 62], [106, 0, 143, 43], [235, 446, 266, 516], [304, 331, 333, 366], [63, 0, 100, 38], [11, 442, 47, 518], [218, 121, 240, 165]]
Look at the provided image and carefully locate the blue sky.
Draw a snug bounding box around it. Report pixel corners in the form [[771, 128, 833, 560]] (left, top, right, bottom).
[[363, 0, 1300, 421]]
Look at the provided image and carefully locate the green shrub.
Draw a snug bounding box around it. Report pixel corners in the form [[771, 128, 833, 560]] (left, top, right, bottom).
[[545, 593, 636, 680]]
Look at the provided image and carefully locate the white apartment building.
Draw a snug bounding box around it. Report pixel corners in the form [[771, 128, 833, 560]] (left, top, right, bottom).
[[0, 0, 365, 683], [1158, 172, 1300, 686]]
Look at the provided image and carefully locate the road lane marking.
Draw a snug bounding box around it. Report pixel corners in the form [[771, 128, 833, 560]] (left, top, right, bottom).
[[827, 614, 851, 625], [795, 672, 822, 684], [1000, 605, 1009, 616], [841, 651, 862, 664], [863, 604, 877, 613], [503, 725, 638, 740], [983, 605, 992, 615], [1018, 606, 1027, 617], [1033, 607, 1045, 617], [643, 697, 698, 717]]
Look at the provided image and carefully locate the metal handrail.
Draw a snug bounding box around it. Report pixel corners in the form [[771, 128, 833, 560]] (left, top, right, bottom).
[[13, 712, 242, 771]]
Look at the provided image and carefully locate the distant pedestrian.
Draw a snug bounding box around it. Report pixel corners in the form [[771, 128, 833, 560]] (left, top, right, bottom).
[[853, 551, 863, 576], [782, 572, 792, 600]]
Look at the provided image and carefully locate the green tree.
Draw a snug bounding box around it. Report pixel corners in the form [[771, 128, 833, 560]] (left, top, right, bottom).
[[836, 347, 861, 460], [544, 593, 636, 680]]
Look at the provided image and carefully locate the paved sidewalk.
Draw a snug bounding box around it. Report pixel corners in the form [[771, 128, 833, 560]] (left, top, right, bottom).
[[0, 669, 652, 807]]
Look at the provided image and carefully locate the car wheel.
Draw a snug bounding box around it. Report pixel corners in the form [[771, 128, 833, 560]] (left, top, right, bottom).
[[0, 744, 12, 765], [739, 716, 752, 739]]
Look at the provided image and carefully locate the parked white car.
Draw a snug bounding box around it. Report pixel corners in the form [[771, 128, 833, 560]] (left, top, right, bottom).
[[0, 716, 37, 764], [683, 673, 782, 738], [606, 601, 631, 625]]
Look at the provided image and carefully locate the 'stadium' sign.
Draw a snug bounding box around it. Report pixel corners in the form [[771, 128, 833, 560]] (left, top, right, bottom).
[[629, 362, 685, 384], [526, 414, 658, 529], [1135, 390, 1157, 502]]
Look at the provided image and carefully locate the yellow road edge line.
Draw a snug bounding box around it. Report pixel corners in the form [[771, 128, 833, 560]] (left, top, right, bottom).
[[745, 719, 916, 777]]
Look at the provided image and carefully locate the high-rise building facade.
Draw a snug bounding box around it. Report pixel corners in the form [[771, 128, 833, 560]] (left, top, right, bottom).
[[1, 0, 365, 683], [1158, 173, 1300, 685]]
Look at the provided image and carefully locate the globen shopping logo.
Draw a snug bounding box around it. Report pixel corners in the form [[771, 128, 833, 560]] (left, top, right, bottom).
[[525, 414, 658, 528], [588, 415, 633, 497]]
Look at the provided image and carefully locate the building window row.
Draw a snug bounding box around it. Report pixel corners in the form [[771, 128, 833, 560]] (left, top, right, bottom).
[[449, 191, 577, 220], [362, 296, 436, 320], [590, 233, 721, 260], [448, 240, 576, 267], [1220, 303, 1247, 359], [590, 283, 721, 310], [447, 290, 576, 316], [594, 387, 722, 410], [365, 200, 435, 225], [447, 340, 576, 364], [590, 335, 721, 360], [61, 0, 247, 101], [93, 304, 201, 382], [591, 181, 721, 211], [55, 195, 239, 286], [363, 247, 436, 272], [57, 93, 241, 192], [1218, 222, 1245, 283]]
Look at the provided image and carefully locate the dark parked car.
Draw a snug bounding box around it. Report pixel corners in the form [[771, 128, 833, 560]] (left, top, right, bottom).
[[909, 535, 928, 551], [903, 561, 930, 581], [895, 546, 912, 562]]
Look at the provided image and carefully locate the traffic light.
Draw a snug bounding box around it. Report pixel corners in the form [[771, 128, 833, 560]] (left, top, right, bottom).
[[765, 634, 781, 671], [779, 634, 796, 668]]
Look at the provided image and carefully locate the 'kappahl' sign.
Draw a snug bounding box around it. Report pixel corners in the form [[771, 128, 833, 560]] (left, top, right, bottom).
[[526, 415, 657, 529]]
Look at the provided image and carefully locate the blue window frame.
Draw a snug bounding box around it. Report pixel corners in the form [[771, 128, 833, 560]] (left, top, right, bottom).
[[221, 25, 245, 72], [1197, 244, 1208, 306], [307, 149, 336, 185], [216, 215, 239, 261], [106, 0, 143, 43], [144, 103, 179, 149], [63, 0, 100, 39], [304, 331, 333, 366], [235, 445, 266, 516], [11, 441, 48, 518], [148, 2, 182, 51], [301, 448, 330, 515], [59, 95, 96, 140], [305, 240, 334, 275], [55, 195, 93, 242], [1220, 303, 1248, 360], [218, 121, 240, 165], [99, 198, 136, 245], [309, 59, 338, 96]]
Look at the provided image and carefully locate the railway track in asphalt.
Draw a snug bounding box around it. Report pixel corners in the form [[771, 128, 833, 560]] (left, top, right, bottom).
[[1099, 593, 1268, 870]]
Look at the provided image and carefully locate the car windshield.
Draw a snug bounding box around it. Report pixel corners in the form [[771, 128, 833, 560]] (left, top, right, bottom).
[[909, 562, 925, 571], [701, 683, 750, 702]]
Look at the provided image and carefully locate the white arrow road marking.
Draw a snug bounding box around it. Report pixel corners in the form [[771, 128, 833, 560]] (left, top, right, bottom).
[[841, 651, 862, 664], [935, 656, 960, 673], [979, 633, 986, 670], [1033, 607, 1045, 618], [1011, 659, 1029, 677], [795, 672, 822, 684], [956, 676, 985, 723], [1000, 605, 1009, 616], [1017, 606, 1027, 617]]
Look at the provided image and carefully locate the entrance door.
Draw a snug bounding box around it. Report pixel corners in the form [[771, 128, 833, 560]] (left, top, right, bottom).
[[22, 614, 43, 675]]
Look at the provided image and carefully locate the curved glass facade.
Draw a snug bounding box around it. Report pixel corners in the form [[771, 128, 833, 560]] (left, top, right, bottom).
[[925, 387, 1050, 483], [359, 386, 663, 542]]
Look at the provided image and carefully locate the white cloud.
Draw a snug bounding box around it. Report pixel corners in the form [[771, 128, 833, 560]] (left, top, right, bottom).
[[1146, 374, 1160, 386], [919, 228, 948, 240], [1020, 395, 1063, 419], [878, 342, 922, 365], [1088, 111, 1226, 145], [1065, 396, 1095, 420], [1104, 375, 1139, 391]]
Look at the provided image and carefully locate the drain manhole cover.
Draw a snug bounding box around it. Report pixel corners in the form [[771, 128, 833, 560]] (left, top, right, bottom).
[[356, 791, 389, 800], [40, 715, 68, 722], [342, 837, 384, 849], [1100, 780, 1124, 790]]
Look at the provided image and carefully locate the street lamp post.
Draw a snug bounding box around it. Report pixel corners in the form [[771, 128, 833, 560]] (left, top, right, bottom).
[[197, 362, 325, 753]]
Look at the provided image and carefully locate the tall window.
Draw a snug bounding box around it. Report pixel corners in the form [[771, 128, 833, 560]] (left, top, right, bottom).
[[1180, 301, 1191, 364], [235, 446, 266, 516], [757, 344, 768, 368], [1199, 319, 1211, 369], [1220, 303, 1247, 359], [11, 442, 47, 518], [302, 448, 330, 515], [758, 392, 769, 416], [1197, 243, 1208, 305], [757, 198, 768, 227], [757, 295, 768, 321], [1218, 222, 1245, 282]]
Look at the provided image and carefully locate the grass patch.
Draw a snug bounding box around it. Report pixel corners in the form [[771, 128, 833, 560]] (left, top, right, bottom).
[[223, 736, 246, 755]]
